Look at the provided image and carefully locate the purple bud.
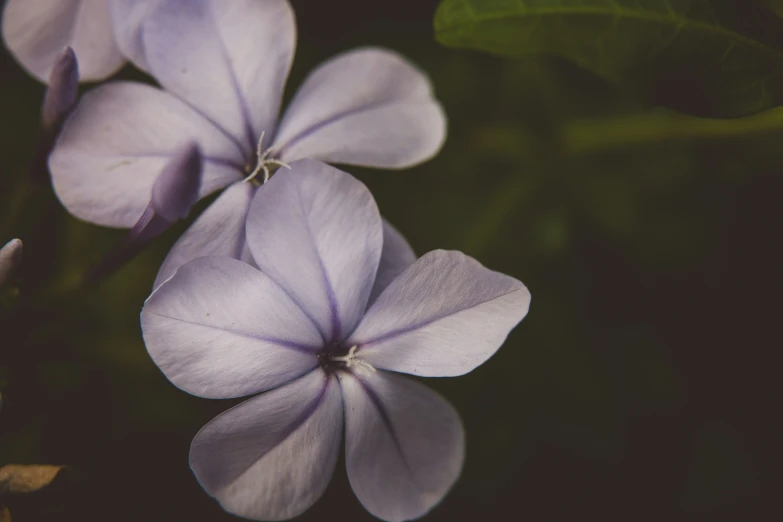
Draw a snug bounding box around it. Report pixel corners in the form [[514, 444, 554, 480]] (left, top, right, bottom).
[[85, 144, 203, 284], [31, 47, 79, 184], [42, 47, 79, 133], [0, 239, 23, 288], [151, 142, 203, 222]]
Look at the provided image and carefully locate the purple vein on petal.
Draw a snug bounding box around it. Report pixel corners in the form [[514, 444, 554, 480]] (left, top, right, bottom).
[[228, 372, 334, 484], [210, 14, 258, 155], [172, 94, 253, 160], [354, 289, 520, 350], [296, 185, 342, 342], [148, 312, 322, 353], [275, 99, 422, 159], [100, 152, 245, 173], [350, 372, 422, 489]]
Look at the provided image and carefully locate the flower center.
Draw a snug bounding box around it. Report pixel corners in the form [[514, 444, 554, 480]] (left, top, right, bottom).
[[243, 131, 290, 185], [318, 342, 376, 375]]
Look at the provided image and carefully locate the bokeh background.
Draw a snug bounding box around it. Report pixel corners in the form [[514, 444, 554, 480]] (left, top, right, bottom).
[[0, 1, 780, 520]]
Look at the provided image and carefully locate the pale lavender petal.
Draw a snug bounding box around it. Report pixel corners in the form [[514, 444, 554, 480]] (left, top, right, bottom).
[[86, 143, 204, 283], [142, 0, 296, 152], [245, 159, 383, 341], [109, 0, 163, 71], [154, 181, 255, 289], [0, 239, 23, 288], [274, 48, 446, 169], [349, 250, 531, 377], [340, 370, 464, 522], [2, 0, 124, 82], [369, 220, 417, 307], [191, 370, 342, 520], [142, 256, 322, 399], [50, 82, 244, 228]]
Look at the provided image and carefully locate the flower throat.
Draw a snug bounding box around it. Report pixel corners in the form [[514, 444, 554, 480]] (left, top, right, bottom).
[[243, 131, 290, 185], [318, 342, 376, 374]]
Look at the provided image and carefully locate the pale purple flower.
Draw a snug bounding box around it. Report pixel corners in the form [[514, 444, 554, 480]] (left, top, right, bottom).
[[3, 0, 117, 82], [1, 0, 163, 82], [0, 239, 23, 288], [48, 0, 446, 287], [141, 159, 530, 521]]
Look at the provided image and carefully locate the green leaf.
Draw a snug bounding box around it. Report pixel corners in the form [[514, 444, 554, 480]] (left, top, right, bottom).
[[562, 106, 783, 153], [434, 0, 783, 116]]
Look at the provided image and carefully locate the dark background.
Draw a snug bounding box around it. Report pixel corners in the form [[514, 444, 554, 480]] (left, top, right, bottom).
[[0, 0, 780, 520]]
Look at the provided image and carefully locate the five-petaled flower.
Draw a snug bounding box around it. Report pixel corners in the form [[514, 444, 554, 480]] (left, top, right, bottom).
[[141, 159, 531, 521], [49, 0, 446, 288]]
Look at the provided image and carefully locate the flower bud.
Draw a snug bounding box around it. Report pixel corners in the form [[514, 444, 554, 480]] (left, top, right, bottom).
[[0, 238, 23, 288]]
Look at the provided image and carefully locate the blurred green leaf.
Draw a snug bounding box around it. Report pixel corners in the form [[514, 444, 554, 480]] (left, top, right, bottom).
[[562, 106, 783, 153], [435, 0, 783, 116], [755, 0, 783, 17]]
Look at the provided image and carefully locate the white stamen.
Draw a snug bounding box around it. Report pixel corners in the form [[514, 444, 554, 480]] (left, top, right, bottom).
[[331, 345, 376, 374], [243, 131, 291, 184]]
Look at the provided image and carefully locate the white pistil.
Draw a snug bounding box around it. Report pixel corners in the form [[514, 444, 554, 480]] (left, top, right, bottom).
[[243, 131, 291, 184], [331, 345, 376, 374]]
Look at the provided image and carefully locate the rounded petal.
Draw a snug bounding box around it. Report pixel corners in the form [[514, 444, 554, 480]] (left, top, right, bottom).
[[340, 370, 464, 522], [154, 182, 256, 288], [142, 256, 322, 399], [245, 159, 383, 341], [142, 0, 296, 151], [2, 0, 124, 82], [274, 47, 446, 169], [349, 250, 531, 377], [50, 82, 245, 228], [368, 220, 417, 307], [191, 370, 342, 520], [109, 0, 164, 71]]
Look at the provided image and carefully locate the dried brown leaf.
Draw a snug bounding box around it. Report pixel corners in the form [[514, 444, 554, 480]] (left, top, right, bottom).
[[0, 465, 65, 495]]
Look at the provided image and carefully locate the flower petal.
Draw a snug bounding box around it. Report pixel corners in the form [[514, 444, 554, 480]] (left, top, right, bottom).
[[368, 220, 417, 307], [349, 250, 531, 377], [2, 0, 124, 82], [340, 370, 464, 522], [154, 181, 255, 289], [109, 0, 163, 72], [190, 370, 342, 520], [50, 82, 244, 228], [245, 159, 383, 341], [142, 256, 322, 399], [142, 0, 296, 152], [274, 47, 446, 169]]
